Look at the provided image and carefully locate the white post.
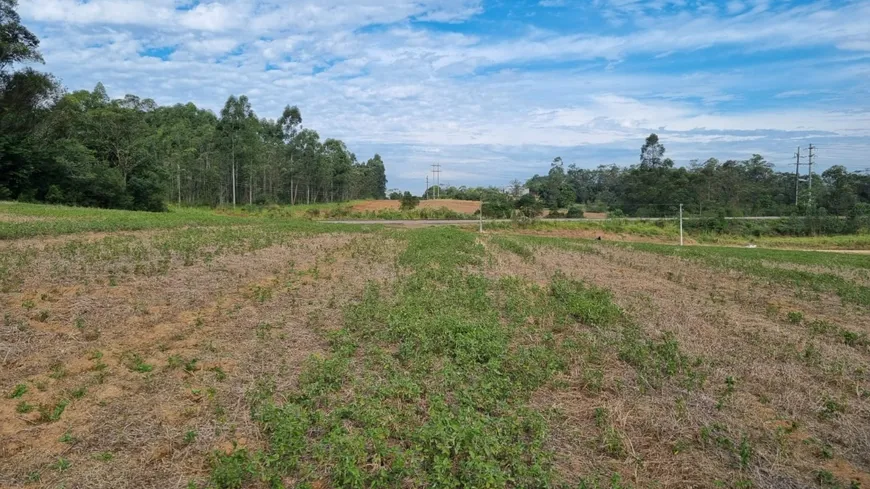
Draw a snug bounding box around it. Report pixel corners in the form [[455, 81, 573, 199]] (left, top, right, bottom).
[[679, 203, 684, 246], [479, 197, 483, 233]]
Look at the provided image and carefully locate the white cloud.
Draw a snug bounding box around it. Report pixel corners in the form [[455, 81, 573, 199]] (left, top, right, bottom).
[[18, 0, 870, 190], [182, 38, 240, 56]]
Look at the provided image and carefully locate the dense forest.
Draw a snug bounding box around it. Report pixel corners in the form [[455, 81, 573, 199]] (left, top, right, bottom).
[[429, 134, 870, 219], [0, 0, 386, 211]]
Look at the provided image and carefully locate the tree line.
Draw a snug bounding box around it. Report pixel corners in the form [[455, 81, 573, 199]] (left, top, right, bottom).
[[0, 0, 386, 211], [423, 134, 870, 219], [524, 134, 870, 218]]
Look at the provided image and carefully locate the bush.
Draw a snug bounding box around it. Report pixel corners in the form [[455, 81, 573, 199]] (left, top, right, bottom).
[[566, 205, 584, 218], [586, 201, 608, 213], [388, 191, 402, 200], [608, 209, 625, 219], [546, 210, 564, 219], [516, 194, 544, 218], [45, 185, 65, 204], [400, 191, 420, 210]]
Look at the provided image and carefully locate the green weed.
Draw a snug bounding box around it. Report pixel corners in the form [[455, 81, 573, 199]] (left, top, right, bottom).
[[184, 430, 197, 444], [16, 401, 34, 413], [50, 457, 71, 472], [122, 352, 153, 373], [8, 383, 27, 398], [59, 430, 78, 444], [787, 311, 804, 324], [37, 399, 69, 422], [210, 366, 227, 381], [819, 396, 846, 420]]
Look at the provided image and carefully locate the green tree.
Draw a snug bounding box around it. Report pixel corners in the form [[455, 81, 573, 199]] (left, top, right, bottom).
[[640, 133, 669, 169], [218, 95, 256, 207]]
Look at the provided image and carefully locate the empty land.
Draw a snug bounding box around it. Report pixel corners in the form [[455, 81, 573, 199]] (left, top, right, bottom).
[[351, 199, 482, 214], [1, 204, 868, 489]]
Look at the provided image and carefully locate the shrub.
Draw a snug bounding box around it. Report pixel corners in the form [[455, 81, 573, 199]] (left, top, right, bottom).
[[516, 194, 544, 218], [566, 205, 585, 218], [400, 192, 420, 210]]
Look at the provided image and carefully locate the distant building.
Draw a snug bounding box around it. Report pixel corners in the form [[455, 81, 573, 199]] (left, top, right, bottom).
[[503, 185, 529, 196]]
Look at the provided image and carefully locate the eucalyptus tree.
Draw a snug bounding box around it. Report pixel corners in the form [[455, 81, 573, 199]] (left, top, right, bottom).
[[218, 95, 256, 207]]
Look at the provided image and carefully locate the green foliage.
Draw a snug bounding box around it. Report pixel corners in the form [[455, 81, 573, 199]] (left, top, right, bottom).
[[209, 449, 256, 489], [93, 451, 114, 461], [50, 457, 71, 472], [818, 396, 846, 420], [184, 430, 197, 444], [122, 352, 153, 373], [8, 383, 27, 398], [624, 242, 870, 307], [399, 191, 420, 210], [37, 399, 68, 422], [516, 193, 545, 218], [566, 205, 585, 218], [490, 235, 534, 260], [1, 1, 388, 212], [209, 227, 701, 487]]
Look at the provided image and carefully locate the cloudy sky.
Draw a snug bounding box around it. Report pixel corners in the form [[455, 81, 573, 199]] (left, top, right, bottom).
[[20, 0, 870, 192]]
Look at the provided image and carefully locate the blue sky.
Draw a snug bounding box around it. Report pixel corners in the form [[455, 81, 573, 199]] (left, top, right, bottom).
[[20, 0, 870, 192]]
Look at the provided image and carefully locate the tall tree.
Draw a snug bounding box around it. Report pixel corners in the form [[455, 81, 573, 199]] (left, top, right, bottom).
[[640, 133, 669, 169], [218, 95, 255, 207]]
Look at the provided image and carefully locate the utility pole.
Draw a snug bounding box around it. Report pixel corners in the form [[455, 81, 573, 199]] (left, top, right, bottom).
[[794, 146, 801, 206], [807, 144, 815, 206], [430, 163, 441, 199], [679, 203, 683, 247], [425, 175, 429, 200], [479, 196, 483, 233]]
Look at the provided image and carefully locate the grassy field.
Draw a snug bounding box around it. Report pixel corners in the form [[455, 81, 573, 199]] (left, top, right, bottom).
[[494, 219, 870, 250], [1, 204, 868, 488]]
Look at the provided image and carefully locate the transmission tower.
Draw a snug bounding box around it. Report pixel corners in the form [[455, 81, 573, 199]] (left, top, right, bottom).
[[431, 163, 442, 199]]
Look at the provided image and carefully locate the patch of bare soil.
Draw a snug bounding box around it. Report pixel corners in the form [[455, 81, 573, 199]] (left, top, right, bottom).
[[0, 215, 53, 223], [0, 232, 403, 488], [0, 227, 185, 250], [487, 240, 869, 488], [351, 199, 480, 214], [508, 228, 686, 244]]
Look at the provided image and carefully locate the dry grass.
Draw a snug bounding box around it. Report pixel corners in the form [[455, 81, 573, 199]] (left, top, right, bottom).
[[0, 231, 404, 489], [486, 239, 870, 487], [3, 217, 868, 488]]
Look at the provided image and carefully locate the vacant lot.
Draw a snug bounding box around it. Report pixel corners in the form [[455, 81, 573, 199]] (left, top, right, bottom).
[[1, 204, 868, 488], [352, 199, 481, 214]]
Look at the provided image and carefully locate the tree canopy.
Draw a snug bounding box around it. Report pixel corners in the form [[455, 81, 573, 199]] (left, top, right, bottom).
[[522, 134, 870, 217], [0, 0, 387, 210]]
